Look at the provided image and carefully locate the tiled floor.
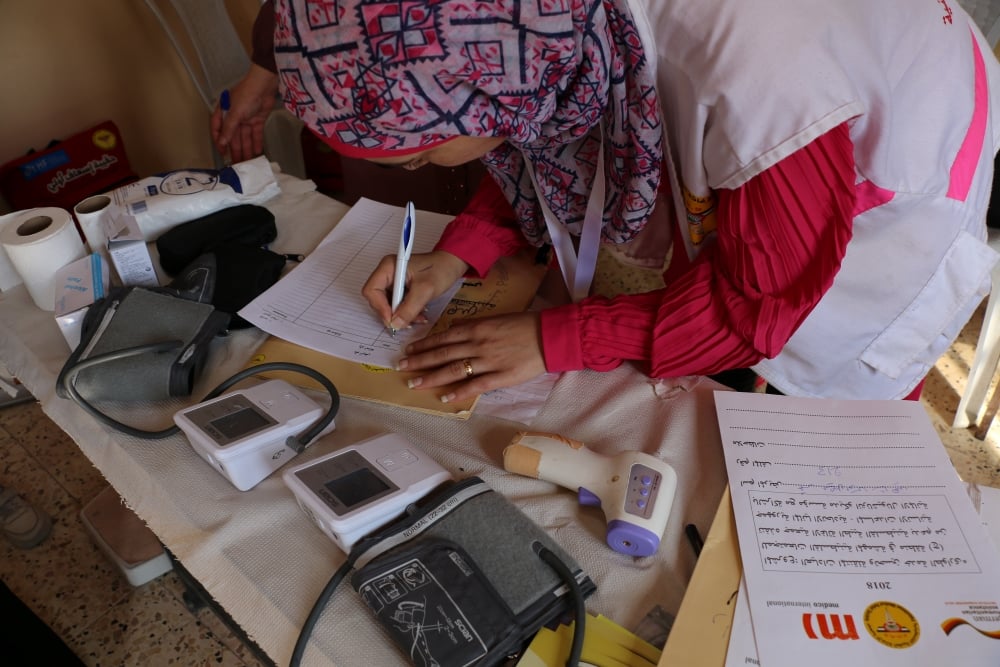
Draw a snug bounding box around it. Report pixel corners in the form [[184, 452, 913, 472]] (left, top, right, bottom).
[[0, 395, 273, 667], [1, 256, 999, 666]]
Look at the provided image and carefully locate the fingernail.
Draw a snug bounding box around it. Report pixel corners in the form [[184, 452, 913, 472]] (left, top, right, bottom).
[[407, 377, 422, 389], [396, 357, 409, 370], [440, 393, 455, 403], [390, 317, 405, 330]]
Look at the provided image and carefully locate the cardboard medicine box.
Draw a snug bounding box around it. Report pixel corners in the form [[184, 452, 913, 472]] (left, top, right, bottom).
[[104, 213, 158, 288], [54, 253, 110, 349]]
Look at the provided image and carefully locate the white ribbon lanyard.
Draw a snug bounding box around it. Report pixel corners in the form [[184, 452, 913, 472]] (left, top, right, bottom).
[[525, 145, 606, 303]]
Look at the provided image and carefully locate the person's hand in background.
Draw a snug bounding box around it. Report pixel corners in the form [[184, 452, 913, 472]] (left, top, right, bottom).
[[210, 64, 279, 163], [362, 250, 470, 332]]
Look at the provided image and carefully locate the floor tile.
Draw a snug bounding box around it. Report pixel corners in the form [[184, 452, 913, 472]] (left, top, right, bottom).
[[160, 573, 272, 667], [68, 578, 251, 667]]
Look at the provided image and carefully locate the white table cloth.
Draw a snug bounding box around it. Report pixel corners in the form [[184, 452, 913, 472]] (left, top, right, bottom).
[[0, 168, 728, 666]]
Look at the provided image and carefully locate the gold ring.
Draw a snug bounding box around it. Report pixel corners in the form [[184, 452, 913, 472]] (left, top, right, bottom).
[[462, 359, 474, 377]]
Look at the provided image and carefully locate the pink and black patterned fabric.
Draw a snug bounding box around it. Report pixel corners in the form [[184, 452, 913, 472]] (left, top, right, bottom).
[[274, 0, 663, 245]]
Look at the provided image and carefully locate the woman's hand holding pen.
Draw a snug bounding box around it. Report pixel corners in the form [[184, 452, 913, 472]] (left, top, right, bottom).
[[397, 312, 546, 403], [363, 249, 546, 402], [210, 64, 279, 163], [361, 250, 469, 332]]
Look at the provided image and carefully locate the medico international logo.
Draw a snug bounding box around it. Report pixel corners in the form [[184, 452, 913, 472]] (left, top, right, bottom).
[[863, 601, 920, 649], [802, 613, 859, 640]]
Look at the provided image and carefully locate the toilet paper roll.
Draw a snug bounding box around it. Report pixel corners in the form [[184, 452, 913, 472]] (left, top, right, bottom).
[[1, 207, 87, 311], [73, 194, 115, 268], [0, 211, 25, 291]]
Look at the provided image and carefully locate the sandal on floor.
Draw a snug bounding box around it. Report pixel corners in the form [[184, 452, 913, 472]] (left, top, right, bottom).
[[0, 486, 52, 549]]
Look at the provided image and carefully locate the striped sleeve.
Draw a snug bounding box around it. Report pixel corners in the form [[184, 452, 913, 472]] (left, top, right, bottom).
[[540, 122, 857, 376], [434, 174, 530, 277]]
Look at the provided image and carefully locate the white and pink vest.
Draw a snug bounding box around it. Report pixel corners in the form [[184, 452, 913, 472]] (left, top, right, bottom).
[[630, 0, 1000, 399]]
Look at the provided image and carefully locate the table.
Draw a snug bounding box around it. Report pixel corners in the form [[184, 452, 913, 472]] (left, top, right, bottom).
[[0, 167, 729, 666]]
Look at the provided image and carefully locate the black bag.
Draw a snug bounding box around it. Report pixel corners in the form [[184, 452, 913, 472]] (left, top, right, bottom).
[[155, 204, 277, 274], [156, 204, 291, 328], [167, 246, 287, 329], [56, 286, 230, 402]]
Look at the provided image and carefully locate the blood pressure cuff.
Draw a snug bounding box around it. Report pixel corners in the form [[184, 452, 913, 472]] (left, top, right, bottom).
[[348, 477, 595, 666], [56, 286, 230, 402]]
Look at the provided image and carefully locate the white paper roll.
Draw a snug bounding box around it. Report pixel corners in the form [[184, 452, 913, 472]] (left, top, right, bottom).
[[0, 211, 25, 291], [73, 194, 115, 268], [0, 207, 87, 311]]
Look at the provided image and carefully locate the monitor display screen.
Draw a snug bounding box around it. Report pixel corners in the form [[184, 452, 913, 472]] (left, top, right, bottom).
[[325, 467, 391, 508], [210, 407, 270, 440]]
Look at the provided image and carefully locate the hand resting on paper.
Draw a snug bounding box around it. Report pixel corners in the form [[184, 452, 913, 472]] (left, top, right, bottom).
[[396, 312, 546, 404], [210, 64, 279, 164]]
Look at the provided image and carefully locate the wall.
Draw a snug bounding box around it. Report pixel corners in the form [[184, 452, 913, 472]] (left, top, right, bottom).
[[0, 0, 260, 213]]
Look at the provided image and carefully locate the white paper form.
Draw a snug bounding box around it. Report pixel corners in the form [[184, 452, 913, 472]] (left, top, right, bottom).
[[714, 391, 1000, 667], [239, 198, 461, 369]]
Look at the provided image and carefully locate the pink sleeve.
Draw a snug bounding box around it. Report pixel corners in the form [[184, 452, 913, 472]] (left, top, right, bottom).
[[541, 122, 857, 375], [434, 174, 530, 277]]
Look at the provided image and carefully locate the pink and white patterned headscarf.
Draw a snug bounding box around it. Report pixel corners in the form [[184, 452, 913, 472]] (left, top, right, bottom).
[[274, 0, 663, 245]]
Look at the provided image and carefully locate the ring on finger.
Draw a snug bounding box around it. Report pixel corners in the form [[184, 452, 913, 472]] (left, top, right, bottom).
[[462, 359, 474, 378]]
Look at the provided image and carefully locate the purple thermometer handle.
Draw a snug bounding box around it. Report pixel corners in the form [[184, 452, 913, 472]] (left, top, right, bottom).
[[578, 488, 660, 557]]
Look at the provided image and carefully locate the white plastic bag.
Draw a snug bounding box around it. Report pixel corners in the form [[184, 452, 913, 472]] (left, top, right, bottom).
[[96, 156, 280, 243]]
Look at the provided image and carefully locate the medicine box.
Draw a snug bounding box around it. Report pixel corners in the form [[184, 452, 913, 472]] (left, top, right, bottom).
[[105, 212, 158, 287], [53, 253, 110, 349], [80, 485, 172, 587]]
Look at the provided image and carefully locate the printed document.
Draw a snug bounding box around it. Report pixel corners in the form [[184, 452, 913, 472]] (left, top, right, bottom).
[[239, 198, 461, 369], [715, 391, 1000, 666]]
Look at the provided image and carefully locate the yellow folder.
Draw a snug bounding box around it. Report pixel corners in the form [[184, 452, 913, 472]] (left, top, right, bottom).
[[658, 486, 742, 667]]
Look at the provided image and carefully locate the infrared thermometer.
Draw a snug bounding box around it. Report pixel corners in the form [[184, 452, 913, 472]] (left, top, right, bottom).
[[503, 431, 677, 557]]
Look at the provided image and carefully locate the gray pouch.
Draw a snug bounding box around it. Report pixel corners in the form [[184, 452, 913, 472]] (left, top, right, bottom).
[[348, 477, 596, 666], [56, 287, 230, 401]]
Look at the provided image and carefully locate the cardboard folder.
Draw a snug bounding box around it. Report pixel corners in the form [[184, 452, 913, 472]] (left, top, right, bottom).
[[658, 486, 742, 667], [246, 249, 548, 418]]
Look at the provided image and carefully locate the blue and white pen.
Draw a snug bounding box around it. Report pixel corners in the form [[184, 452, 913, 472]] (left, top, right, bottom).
[[220, 89, 232, 166], [389, 201, 415, 336]]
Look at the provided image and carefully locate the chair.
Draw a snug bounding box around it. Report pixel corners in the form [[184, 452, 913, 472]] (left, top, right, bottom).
[[141, 0, 307, 178], [960, 0, 1000, 48], [952, 1, 1000, 433], [953, 229, 1000, 432]]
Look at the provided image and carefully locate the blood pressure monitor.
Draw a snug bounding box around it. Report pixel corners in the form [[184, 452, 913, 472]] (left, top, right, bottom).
[[282, 433, 453, 552], [174, 379, 334, 491]]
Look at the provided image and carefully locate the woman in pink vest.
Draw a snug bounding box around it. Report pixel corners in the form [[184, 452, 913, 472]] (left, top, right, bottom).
[[216, 0, 1000, 403]]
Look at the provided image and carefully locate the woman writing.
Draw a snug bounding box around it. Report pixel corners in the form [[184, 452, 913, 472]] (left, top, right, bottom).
[[216, 0, 1000, 404]]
